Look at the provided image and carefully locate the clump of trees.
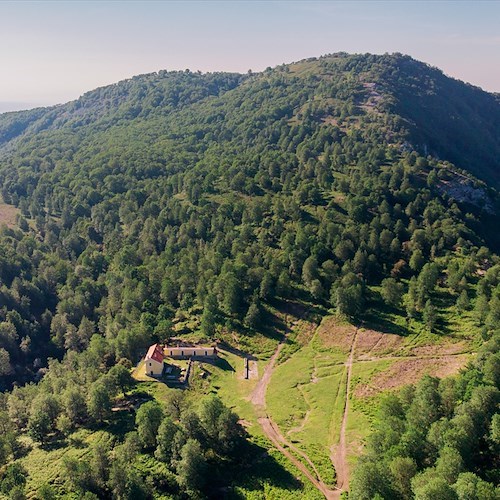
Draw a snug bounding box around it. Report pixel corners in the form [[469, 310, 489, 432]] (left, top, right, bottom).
[[1, 372, 246, 499], [2, 338, 134, 452], [60, 394, 246, 499]]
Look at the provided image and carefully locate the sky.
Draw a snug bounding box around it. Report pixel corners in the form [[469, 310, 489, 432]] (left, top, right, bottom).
[[0, 0, 499, 112]]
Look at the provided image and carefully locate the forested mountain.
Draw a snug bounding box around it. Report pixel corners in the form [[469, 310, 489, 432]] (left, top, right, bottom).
[[0, 53, 499, 499], [2, 54, 500, 187]]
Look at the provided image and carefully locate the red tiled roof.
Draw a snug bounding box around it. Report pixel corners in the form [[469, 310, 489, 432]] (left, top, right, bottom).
[[146, 343, 164, 363]]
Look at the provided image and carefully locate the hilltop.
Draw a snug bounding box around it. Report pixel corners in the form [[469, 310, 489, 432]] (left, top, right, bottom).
[[1, 53, 499, 186]]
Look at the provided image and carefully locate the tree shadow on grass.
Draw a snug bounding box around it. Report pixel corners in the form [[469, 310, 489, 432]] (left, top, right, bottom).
[[213, 357, 235, 372], [227, 296, 325, 348], [361, 308, 410, 337], [200, 356, 236, 372], [13, 440, 32, 459], [433, 290, 456, 310], [68, 435, 87, 449], [40, 435, 68, 452], [431, 292, 457, 338], [220, 307, 284, 344], [360, 288, 414, 335], [104, 411, 136, 438], [217, 340, 258, 361], [435, 318, 453, 337], [215, 440, 303, 499], [258, 307, 287, 341], [286, 291, 327, 320]]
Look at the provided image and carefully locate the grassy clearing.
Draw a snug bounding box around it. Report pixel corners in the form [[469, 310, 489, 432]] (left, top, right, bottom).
[[301, 372, 345, 445], [202, 349, 261, 431], [314, 357, 345, 378], [304, 444, 336, 488], [267, 321, 350, 486], [300, 372, 344, 486], [278, 322, 310, 364], [267, 348, 313, 430], [350, 360, 396, 422], [345, 392, 383, 470], [266, 293, 477, 485], [345, 360, 398, 470]]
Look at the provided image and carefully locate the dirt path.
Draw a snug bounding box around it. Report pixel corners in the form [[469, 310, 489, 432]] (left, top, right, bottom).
[[330, 325, 359, 493], [259, 416, 338, 499], [249, 333, 286, 407], [250, 317, 339, 499], [251, 313, 470, 498]]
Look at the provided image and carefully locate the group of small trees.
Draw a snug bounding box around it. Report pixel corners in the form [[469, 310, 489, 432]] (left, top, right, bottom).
[[376, 254, 500, 335], [2, 367, 246, 499], [4, 343, 134, 449]]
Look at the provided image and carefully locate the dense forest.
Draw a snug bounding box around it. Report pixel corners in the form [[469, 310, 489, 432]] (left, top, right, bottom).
[[0, 53, 499, 498]]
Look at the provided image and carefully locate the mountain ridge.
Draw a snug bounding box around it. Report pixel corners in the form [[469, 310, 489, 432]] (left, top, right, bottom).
[[1, 53, 499, 189]]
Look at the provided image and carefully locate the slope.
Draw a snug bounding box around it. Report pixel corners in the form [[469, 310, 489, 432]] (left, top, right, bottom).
[[0, 53, 499, 499]]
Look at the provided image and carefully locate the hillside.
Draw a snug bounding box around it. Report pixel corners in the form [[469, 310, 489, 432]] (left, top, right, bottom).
[[1, 54, 500, 186], [0, 53, 499, 499]]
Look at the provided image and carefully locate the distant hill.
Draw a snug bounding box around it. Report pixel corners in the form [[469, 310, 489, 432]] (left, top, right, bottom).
[[363, 54, 500, 187], [1, 53, 499, 188]]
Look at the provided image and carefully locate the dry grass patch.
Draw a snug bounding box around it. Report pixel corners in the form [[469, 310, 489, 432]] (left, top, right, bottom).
[[316, 317, 356, 352], [355, 328, 471, 361], [409, 341, 471, 357], [355, 328, 404, 359], [0, 200, 19, 227], [354, 354, 471, 398], [293, 317, 318, 347]]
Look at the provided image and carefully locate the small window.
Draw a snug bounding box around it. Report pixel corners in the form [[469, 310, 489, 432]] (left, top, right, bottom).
[[181, 350, 184, 356], [205, 351, 208, 356]]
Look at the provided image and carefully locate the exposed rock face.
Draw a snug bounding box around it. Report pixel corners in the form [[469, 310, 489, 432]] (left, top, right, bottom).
[[439, 172, 495, 214]]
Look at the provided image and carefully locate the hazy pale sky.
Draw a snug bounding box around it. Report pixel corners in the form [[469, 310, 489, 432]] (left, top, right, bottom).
[[1, 1, 499, 111]]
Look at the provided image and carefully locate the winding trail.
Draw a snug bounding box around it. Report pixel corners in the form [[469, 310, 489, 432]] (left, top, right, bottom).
[[330, 324, 359, 494], [250, 317, 339, 499]]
